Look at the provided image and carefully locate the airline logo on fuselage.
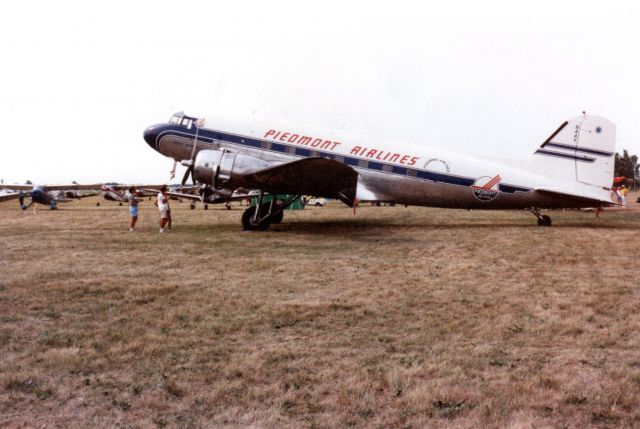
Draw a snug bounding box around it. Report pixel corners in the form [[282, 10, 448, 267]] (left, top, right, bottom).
[[471, 175, 501, 201]]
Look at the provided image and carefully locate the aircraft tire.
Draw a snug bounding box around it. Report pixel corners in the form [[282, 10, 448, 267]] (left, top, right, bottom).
[[204, 204, 208, 210], [537, 215, 552, 226], [190, 203, 195, 210], [242, 206, 271, 231]]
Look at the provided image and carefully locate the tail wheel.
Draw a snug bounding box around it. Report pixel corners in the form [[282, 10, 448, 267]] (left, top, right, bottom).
[[537, 215, 552, 226]]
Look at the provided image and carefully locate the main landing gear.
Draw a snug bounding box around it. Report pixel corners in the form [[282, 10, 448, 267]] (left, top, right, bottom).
[[241, 192, 298, 231], [530, 209, 552, 226]]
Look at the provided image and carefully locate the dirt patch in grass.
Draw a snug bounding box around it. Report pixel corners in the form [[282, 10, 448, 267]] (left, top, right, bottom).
[[1, 195, 640, 427]]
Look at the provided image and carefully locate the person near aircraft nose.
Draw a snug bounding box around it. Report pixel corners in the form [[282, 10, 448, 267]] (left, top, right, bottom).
[[128, 186, 139, 231], [157, 185, 171, 232]]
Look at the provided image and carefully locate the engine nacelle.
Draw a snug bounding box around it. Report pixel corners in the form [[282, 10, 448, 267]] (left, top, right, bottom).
[[193, 149, 270, 189]]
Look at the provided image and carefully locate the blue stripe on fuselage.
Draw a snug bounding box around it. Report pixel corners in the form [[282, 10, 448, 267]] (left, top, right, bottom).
[[159, 125, 531, 194]]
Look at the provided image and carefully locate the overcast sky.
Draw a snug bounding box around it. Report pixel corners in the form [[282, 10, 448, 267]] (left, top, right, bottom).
[[0, 0, 638, 184]]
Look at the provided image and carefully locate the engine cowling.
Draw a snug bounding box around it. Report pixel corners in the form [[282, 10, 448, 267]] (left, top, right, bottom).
[[193, 149, 270, 189]]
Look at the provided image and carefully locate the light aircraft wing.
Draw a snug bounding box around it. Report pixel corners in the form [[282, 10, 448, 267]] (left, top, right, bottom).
[[241, 157, 358, 206], [0, 184, 33, 191], [108, 184, 167, 191], [535, 187, 617, 207], [161, 191, 201, 201], [0, 192, 24, 203], [161, 190, 256, 202], [43, 184, 103, 191]]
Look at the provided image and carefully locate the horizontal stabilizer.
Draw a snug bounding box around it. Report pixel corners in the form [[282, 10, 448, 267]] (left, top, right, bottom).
[[535, 187, 616, 207]]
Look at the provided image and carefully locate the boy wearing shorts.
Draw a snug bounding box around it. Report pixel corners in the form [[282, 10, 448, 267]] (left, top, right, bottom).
[[128, 186, 139, 232], [157, 185, 170, 233]]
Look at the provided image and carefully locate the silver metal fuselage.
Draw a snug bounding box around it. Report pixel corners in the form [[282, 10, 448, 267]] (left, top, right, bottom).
[[144, 122, 609, 210]]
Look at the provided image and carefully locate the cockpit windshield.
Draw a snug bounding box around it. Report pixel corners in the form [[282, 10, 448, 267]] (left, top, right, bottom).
[[169, 112, 200, 129]]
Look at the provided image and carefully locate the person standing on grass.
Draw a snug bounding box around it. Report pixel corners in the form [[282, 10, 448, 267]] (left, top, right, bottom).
[[614, 187, 622, 205], [127, 186, 140, 232], [156, 185, 171, 233], [620, 185, 629, 207]]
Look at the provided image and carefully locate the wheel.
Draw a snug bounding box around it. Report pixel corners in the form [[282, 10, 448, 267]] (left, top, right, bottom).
[[96, 202, 100, 206], [242, 206, 271, 231], [537, 215, 552, 226], [190, 203, 195, 210], [204, 204, 208, 210], [119, 202, 123, 206], [242, 206, 270, 230], [315, 202, 322, 207]]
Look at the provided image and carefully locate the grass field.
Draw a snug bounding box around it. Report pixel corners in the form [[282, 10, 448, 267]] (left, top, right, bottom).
[[1, 195, 639, 428]]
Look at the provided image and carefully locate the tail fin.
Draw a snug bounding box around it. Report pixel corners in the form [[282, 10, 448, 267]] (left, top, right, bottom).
[[528, 115, 616, 200]]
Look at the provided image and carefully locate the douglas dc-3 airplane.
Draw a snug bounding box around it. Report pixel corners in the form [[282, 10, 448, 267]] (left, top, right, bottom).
[[0, 184, 100, 209], [143, 112, 617, 230]]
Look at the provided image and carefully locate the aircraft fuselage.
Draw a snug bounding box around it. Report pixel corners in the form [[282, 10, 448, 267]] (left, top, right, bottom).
[[145, 123, 607, 211]]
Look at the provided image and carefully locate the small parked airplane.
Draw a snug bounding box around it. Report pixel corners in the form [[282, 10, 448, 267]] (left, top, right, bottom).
[[143, 112, 617, 230], [100, 184, 161, 205], [0, 184, 101, 210], [100, 183, 208, 208]]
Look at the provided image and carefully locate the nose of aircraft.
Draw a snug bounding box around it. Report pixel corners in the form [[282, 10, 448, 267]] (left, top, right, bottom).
[[143, 125, 159, 151]]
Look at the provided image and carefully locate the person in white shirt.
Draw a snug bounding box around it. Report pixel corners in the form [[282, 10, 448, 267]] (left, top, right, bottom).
[[127, 186, 139, 231], [156, 185, 171, 232]]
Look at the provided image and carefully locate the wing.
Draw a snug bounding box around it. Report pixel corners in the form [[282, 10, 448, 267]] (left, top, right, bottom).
[[108, 184, 167, 191], [0, 184, 33, 191], [43, 184, 103, 191], [0, 192, 24, 203], [163, 191, 201, 201], [239, 157, 358, 206]]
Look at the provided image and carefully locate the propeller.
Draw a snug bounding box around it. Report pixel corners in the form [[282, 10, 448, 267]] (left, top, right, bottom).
[[181, 161, 195, 186]]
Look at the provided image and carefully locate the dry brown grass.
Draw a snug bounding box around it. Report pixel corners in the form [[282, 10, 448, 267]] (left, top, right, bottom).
[[1, 194, 640, 428]]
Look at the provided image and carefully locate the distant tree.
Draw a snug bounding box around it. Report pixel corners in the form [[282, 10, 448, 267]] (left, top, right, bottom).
[[614, 150, 637, 177]]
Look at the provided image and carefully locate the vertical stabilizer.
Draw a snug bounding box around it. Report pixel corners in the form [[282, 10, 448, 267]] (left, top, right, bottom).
[[528, 115, 616, 194]]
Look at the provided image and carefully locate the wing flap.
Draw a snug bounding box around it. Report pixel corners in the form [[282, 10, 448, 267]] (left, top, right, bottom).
[[241, 157, 358, 206]]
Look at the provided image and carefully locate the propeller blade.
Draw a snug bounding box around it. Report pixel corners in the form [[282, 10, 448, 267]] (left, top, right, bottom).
[[181, 166, 193, 186]]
